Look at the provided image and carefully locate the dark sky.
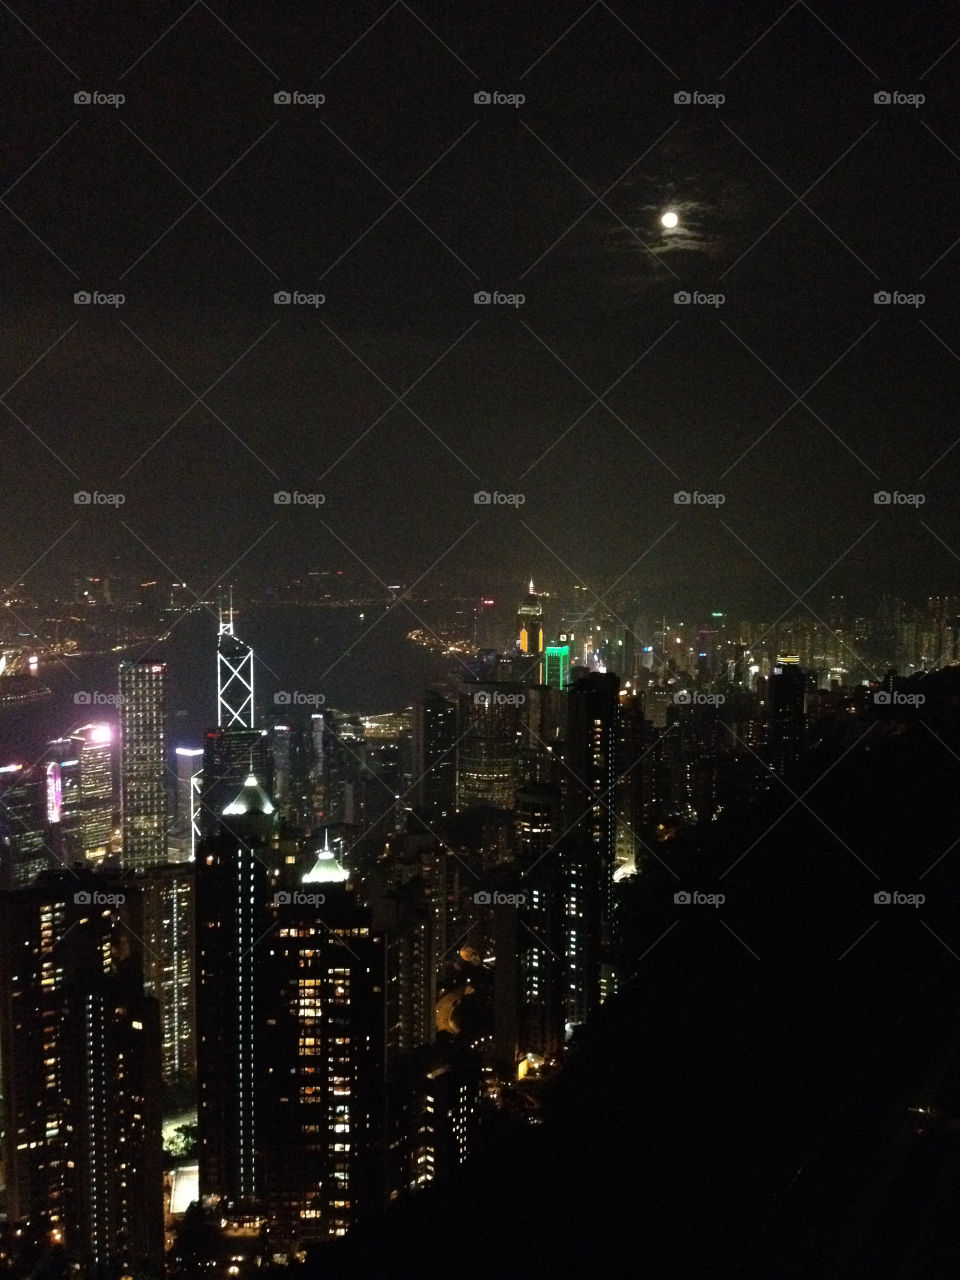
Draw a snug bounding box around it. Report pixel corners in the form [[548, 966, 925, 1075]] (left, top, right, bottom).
[[3, 0, 960, 616]]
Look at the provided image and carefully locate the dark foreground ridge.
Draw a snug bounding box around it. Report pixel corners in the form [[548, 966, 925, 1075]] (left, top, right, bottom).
[[308, 670, 960, 1279]]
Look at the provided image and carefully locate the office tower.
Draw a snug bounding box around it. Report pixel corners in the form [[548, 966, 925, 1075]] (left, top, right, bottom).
[[200, 726, 270, 834], [517, 578, 544, 658], [0, 762, 50, 888], [133, 863, 196, 1085], [174, 745, 203, 859], [218, 596, 255, 729], [44, 738, 83, 865], [544, 642, 570, 690], [197, 780, 389, 1250], [769, 658, 807, 777], [119, 660, 168, 869], [412, 691, 456, 817], [74, 723, 114, 860], [0, 870, 164, 1276], [562, 669, 620, 1027], [456, 682, 524, 810]]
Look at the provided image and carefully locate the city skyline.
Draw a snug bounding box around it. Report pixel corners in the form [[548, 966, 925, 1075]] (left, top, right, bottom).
[[3, 2, 960, 1275]]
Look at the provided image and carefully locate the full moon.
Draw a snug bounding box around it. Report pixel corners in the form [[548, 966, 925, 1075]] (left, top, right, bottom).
[[660, 210, 679, 229]]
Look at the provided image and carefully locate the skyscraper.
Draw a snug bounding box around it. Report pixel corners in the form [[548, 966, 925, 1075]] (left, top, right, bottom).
[[196, 776, 389, 1250], [218, 595, 255, 729], [412, 691, 456, 817], [0, 762, 49, 888], [563, 669, 620, 1026], [119, 661, 167, 869], [0, 870, 164, 1276], [456, 683, 523, 810]]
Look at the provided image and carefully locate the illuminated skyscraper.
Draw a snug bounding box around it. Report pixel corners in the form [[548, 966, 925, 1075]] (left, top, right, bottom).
[[516, 579, 545, 684], [544, 643, 570, 690], [174, 745, 203, 859], [0, 762, 49, 888], [196, 778, 388, 1250], [0, 870, 164, 1276], [119, 661, 167, 869], [218, 594, 255, 729], [456, 683, 523, 810], [74, 723, 114, 861], [563, 670, 620, 1026], [133, 863, 196, 1085]]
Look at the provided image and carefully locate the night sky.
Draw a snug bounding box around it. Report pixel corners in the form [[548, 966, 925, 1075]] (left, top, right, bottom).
[[4, 0, 960, 615]]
